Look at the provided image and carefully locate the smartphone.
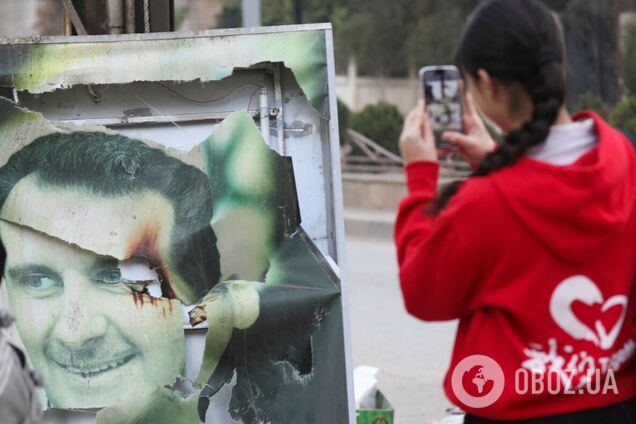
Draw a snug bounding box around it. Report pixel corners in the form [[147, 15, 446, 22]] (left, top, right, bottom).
[[419, 65, 464, 148]]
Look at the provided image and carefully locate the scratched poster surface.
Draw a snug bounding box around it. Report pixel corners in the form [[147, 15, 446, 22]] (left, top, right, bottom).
[[0, 29, 329, 118], [0, 26, 349, 424]]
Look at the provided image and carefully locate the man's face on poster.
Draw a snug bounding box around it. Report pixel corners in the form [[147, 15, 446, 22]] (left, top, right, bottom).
[[0, 175, 187, 408]]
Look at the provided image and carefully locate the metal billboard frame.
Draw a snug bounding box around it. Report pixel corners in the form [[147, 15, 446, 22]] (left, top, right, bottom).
[[0, 23, 355, 424]]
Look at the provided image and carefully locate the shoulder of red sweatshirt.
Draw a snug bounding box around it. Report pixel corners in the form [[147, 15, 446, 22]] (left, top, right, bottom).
[[394, 111, 636, 420]]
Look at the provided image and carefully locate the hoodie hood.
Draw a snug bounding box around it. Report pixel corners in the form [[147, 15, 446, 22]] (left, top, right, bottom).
[[491, 111, 636, 264]]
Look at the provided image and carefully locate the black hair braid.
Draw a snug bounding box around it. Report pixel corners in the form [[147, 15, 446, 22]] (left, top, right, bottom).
[[427, 0, 566, 215], [428, 61, 564, 215]]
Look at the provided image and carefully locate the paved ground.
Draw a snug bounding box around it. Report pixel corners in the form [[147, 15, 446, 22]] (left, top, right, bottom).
[[345, 235, 458, 423]]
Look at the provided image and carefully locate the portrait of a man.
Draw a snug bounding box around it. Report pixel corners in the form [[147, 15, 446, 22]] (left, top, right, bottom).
[[0, 24, 350, 424], [0, 115, 343, 423], [0, 131, 222, 408]]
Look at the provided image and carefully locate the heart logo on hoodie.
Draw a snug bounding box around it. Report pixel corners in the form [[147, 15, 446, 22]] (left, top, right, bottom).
[[549, 275, 627, 350]]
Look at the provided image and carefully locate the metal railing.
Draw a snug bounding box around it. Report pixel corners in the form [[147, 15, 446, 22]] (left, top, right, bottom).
[[342, 128, 472, 179]]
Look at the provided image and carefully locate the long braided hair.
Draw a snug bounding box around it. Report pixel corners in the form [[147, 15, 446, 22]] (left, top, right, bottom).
[[430, 0, 567, 214]]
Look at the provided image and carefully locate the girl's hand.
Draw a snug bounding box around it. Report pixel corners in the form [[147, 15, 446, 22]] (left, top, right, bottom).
[[441, 90, 497, 166], [399, 100, 438, 164]]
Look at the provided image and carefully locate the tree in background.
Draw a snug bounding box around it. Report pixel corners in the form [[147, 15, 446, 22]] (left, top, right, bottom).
[[216, 0, 627, 119], [560, 0, 620, 107], [609, 96, 636, 134], [217, 0, 475, 77], [541, 0, 572, 11], [405, 1, 468, 72], [576, 91, 609, 118], [334, 0, 416, 77], [623, 19, 636, 96], [337, 98, 351, 146], [349, 103, 403, 154]]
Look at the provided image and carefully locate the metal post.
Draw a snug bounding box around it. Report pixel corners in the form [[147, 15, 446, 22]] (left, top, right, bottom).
[[259, 87, 271, 148], [107, 0, 124, 34], [273, 64, 285, 155], [63, 9, 73, 36], [61, 0, 88, 35], [242, 0, 261, 28], [125, 0, 135, 33]]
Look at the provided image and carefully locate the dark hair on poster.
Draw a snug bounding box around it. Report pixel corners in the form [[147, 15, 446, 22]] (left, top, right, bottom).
[[0, 131, 221, 301]]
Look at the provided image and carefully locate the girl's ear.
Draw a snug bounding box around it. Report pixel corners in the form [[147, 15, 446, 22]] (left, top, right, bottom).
[[476, 68, 498, 101]]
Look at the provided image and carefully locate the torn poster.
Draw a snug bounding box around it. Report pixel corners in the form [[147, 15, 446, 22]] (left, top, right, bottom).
[[0, 27, 329, 118], [0, 24, 350, 422]]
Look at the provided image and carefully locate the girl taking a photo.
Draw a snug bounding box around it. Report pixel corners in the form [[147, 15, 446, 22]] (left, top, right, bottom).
[[396, 0, 636, 422]]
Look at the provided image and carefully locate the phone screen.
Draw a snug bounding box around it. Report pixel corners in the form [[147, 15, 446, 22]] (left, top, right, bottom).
[[421, 66, 463, 146]]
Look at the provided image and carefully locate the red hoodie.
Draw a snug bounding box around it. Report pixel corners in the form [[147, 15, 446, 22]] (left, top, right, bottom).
[[395, 111, 636, 420]]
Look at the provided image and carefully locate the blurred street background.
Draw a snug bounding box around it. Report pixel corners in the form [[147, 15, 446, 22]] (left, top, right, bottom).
[[346, 235, 458, 422], [1, 1, 634, 422]]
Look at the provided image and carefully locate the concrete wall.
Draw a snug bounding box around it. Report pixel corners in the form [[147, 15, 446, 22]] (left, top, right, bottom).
[[621, 11, 636, 51], [342, 171, 459, 211], [342, 172, 407, 211], [336, 75, 419, 116], [335, 59, 419, 116]]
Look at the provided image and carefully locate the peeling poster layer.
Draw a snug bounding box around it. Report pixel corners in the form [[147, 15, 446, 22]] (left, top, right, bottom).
[[0, 27, 330, 118], [0, 95, 348, 423]]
